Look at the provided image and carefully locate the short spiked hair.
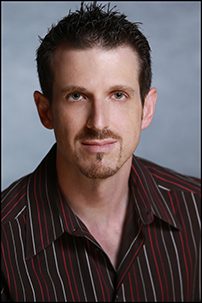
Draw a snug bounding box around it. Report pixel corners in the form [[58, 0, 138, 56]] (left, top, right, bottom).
[[36, 1, 152, 106]]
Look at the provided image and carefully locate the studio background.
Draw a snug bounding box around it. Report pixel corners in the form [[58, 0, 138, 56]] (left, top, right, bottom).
[[1, 1, 201, 190]]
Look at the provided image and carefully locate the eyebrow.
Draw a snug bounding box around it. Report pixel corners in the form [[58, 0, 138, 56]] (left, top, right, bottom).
[[60, 86, 88, 94], [109, 85, 136, 95], [60, 85, 136, 95]]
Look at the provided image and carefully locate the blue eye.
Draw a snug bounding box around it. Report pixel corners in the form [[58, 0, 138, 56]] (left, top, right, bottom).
[[67, 93, 83, 101], [114, 92, 126, 100], [114, 92, 123, 99]]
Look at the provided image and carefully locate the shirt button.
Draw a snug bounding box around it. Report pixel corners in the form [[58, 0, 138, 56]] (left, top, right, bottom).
[[115, 294, 119, 301]]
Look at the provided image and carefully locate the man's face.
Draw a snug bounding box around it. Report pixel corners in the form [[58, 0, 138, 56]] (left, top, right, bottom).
[[49, 46, 147, 179]]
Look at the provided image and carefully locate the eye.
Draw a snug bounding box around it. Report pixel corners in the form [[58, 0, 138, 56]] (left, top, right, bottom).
[[113, 92, 127, 100], [67, 93, 83, 101]]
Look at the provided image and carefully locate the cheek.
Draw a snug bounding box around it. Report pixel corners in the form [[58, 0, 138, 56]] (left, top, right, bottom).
[[117, 110, 142, 153], [51, 109, 73, 140], [114, 107, 142, 135], [54, 108, 88, 147]]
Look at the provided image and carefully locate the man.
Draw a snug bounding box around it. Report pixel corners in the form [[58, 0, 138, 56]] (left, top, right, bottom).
[[1, 2, 201, 302]]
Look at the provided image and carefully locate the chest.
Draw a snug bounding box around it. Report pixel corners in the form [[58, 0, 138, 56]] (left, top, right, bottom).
[[89, 225, 124, 269], [3, 216, 197, 302]]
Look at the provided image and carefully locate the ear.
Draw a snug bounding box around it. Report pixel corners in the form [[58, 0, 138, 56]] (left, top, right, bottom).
[[33, 90, 53, 130], [141, 87, 157, 130]]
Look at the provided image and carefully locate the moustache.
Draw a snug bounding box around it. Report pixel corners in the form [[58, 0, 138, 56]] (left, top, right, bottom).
[[74, 128, 122, 142]]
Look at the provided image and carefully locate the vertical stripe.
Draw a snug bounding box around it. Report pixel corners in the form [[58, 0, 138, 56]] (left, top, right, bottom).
[[2, 226, 18, 301], [147, 224, 164, 301], [131, 164, 150, 205], [57, 185, 71, 233], [59, 215, 65, 233], [45, 160, 57, 239], [159, 221, 175, 301], [60, 237, 75, 301], [16, 218, 36, 301], [73, 237, 88, 301], [31, 258, 44, 301], [130, 172, 147, 208], [191, 192, 201, 228], [169, 228, 183, 301], [175, 191, 193, 300], [137, 256, 149, 301], [9, 222, 26, 301], [37, 254, 50, 301], [84, 247, 98, 302], [153, 220, 169, 300], [118, 224, 142, 271], [148, 177, 174, 225], [141, 248, 153, 301], [95, 249, 110, 301], [86, 239, 105, 301], [167, 190, 175, 214], [133, 264, 140, 302], [43, 249, 58, 301], [179, 231, 190, 301], [52, 242, 67, 301], [117, 234, 144, 289], [65, 234, 80, 301], [34, 170, 44, 250], [1, 243, 11, 297], [39, 166, 49, 245], [27, 176, 36, 255], [182, 192, 198, 300], [135, 160, 176, 226], [121, 283, 126, 302], [103, 252, 114, 289]]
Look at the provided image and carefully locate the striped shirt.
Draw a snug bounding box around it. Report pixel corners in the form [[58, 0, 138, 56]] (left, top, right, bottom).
[[1, 143, 201, 302]]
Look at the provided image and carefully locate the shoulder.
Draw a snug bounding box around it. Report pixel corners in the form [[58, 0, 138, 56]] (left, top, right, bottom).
[[133, 156, 201, 233], [135, 155, 201, 194], [1, 174, 31, 224], [1, 144, 57, 225]]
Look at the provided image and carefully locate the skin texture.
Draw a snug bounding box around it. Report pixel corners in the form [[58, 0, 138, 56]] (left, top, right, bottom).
[[34, 45, 157, 267]]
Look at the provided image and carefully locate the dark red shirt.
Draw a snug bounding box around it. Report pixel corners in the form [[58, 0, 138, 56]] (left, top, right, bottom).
[[1, 144, 201, 302]]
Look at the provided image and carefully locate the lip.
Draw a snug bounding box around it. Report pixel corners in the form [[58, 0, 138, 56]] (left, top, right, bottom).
[[81, 139, 117, 153]]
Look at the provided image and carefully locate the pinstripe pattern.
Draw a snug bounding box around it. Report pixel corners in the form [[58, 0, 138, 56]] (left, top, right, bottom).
[[1, 144, 201, 302]]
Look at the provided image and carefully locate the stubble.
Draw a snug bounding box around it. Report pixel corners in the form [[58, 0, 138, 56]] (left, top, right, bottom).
[[74, 128, 123, 179]]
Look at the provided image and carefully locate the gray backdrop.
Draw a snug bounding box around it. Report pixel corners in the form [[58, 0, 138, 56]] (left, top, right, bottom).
[[2, 1, 201, 190]]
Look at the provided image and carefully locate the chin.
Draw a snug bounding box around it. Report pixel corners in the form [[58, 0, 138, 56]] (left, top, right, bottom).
[[78, 164, 120, 179]]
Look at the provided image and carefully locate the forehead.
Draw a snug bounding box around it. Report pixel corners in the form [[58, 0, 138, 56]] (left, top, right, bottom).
[[52, 45, 140, 96], [53, 44, 140, 72]]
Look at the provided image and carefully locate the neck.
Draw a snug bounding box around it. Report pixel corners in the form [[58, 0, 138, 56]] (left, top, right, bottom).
[[56, 151, 132, 226]]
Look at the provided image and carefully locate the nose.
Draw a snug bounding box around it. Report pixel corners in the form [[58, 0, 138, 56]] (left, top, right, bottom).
[[86, 99, 109, 131]]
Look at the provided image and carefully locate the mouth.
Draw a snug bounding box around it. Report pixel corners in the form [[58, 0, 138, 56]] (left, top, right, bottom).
[[80, 139, 117, 153]]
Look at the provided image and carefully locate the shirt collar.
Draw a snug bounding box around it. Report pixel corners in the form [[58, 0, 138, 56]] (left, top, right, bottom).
[[25, 144, 98, 259], [25, 144, 181, 259], [130, 155, 182, 230]]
